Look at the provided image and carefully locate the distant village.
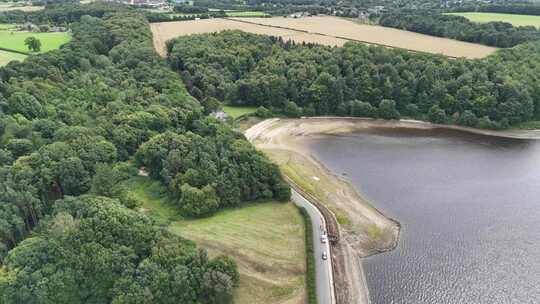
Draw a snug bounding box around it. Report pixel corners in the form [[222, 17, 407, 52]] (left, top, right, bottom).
[[104, 0, 386, 19]]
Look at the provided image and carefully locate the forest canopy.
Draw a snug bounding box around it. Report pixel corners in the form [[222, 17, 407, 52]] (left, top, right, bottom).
[[0, 6, 288, 303], [167, 30, 540, 129]]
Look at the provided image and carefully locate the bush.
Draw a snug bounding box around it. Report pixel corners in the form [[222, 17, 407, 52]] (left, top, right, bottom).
[[180, 184, 219, 217], [428, 105, 447, 124], [378, 99, 400, 120], [351, 100, 376, 117], [284, 101, 302, 118], [255, 106, 272, 118]]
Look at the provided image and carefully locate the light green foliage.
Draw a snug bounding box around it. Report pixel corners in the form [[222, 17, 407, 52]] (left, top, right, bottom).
[[24, 36, 41, 52]]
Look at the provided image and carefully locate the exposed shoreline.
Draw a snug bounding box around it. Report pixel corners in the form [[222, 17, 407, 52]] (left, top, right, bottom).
[[245, 117, 539, 304], [307, 116, 540, 139]]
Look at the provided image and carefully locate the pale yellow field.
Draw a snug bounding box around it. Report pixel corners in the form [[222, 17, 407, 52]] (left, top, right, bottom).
[[150, 16, 497, 59], [231, 16, 498, 58], [150, 18, 348, 57]]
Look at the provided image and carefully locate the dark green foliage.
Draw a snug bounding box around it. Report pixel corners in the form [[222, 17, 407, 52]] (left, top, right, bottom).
[[457, 110, 479, 127], [168, 30, 540, 129], [428, 105, 448, 124], [0, 196, 236, 304], [380, 12, 540, 48], [0, 8, 287, 302], [255, 106, 272, 118], [378, 99, 400, 120], [351, 100, 376, 118], [135, 129, 289, 217]]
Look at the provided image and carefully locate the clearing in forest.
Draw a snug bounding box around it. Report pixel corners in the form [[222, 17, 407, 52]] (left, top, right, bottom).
[[126, 176, 307, 304], [0, 49, 26, 66], [150, 16, 497, 59], [447, 12, 540, 28], [0, 31, 71, 53]]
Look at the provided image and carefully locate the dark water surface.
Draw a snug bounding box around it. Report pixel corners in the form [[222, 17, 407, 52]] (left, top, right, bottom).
[[307, 128, 540, 304]]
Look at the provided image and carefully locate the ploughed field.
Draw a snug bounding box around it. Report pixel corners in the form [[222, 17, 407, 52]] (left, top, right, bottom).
[[150, 16, 497, 59]]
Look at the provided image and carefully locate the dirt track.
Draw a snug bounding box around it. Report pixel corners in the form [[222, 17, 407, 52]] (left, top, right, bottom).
[[150, 16, 497, 59]]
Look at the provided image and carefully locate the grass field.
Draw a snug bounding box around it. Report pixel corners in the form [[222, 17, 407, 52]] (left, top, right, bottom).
[[223, 105, 258, 118], [0, 31, 71, 53], [0, 3, 43, 12], [0, 49, 26, 66], [447, 12, 540, 28], [127, 176, 307, 304], [0, 24, 16, 30], [150, 16, 497, 59]]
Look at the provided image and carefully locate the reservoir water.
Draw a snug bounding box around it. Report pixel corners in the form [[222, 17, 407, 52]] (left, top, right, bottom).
[[307, 128, 540, 304]]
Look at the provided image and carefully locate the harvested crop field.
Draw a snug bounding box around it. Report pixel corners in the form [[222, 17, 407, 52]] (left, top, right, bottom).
[[150, 18, 347, 57], [150, 16, 497, 58]]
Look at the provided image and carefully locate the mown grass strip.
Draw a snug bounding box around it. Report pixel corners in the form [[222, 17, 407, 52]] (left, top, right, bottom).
[[0, 49, 26, 66], [298, 207, 317, 304]]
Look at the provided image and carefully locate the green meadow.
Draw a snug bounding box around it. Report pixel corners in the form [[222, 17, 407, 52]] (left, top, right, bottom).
[[0, 30, 71, 53], [448, 12, 540, 28], [0, 49, 26, 66]]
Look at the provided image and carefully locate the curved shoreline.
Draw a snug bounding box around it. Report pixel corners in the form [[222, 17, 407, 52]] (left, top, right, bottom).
[[246, 116, 539, 304], [307, 116, 540, 140], [246, 118, 403, 304]]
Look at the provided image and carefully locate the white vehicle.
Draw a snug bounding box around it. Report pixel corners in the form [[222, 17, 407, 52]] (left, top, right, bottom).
[[322, 251, 328, 260], [320, 235, 327, 244]]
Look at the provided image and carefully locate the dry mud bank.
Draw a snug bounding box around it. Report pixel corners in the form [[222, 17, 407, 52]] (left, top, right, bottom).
[[246, 118, 401, 304]]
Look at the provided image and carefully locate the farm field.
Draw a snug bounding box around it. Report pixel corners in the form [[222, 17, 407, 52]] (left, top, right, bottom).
[[150, 18, 346, 57], [0, 31, 71, 53], [231, 16, 498, 58], [127, 176, 307, 304], [447, 12, 540, 28], [0, 2, 43, 12], [0, 49, 26, 66], [150, 16, 497, 59]]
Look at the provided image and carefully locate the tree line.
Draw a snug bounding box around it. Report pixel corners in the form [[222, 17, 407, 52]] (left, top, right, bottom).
[[167, 30, 540, 129], [0, 6, 289, 302], [379, 11, 540, 48]]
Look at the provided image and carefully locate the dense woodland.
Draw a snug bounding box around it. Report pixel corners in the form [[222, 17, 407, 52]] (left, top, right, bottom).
[[379, 12, 540, 48], [0, 6, 289, 303], [168, 31, 540, 129]]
